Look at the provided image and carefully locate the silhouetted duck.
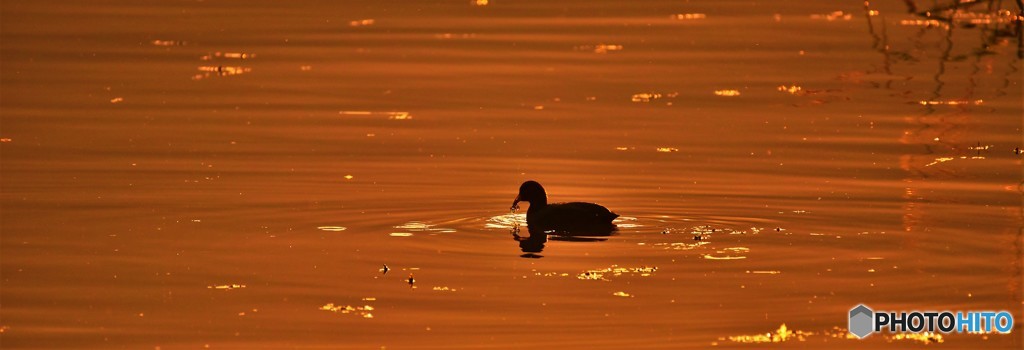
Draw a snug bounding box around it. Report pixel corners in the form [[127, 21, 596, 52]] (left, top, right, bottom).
[[511, 181, 618, 234]]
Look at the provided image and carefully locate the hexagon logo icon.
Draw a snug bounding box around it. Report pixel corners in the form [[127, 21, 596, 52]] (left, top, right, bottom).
[[849, 304, 874, 339]]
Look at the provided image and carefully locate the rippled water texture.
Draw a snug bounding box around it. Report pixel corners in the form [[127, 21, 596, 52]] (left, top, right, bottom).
[[1, 0, 1022, 348]]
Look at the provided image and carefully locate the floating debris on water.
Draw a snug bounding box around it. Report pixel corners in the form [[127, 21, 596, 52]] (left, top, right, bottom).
[[349, 19, 375, 27], [381, 264, 389, 274], [671, 13, 706, 20], [207, 284, 246, 290], [577, 265, 657, 281], [810, 11, 852, 21], [713, 90, 741, 97], [612, 291, 633, 297], [407, 274, 415, 286], [317, 226, 347, 232], [319, 303, 374, 318], [655, 147, 679, 153]]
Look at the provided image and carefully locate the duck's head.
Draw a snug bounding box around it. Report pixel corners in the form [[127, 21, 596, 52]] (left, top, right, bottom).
[[511, 180, 547, 210]]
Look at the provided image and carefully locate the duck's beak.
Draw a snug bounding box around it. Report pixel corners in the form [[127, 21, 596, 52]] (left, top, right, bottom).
[[510, 194, 521, 211]]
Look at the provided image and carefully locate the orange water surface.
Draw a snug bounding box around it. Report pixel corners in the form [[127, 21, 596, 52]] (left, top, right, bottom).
[[1, 1, 1022, 349]]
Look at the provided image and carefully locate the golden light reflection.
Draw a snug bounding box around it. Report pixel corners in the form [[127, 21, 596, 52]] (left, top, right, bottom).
[[320, 303, 374, 318], [924, 155, 987, 167], [434, 33, 477, 39], [952, 10, 1023, 24], [317, 226, 347, 231], [671, 13, 706, 20], [917, 99, 984, 106], [193, 66, 252, 80], [592, 44, 624, 54], [339, 111, 412, 120], [810, 11, 852, 21], [776, 85, 803, 95], [713, 90, 741, 97], [577, 265, 657, 281], [611, 291, 633, 297], [723, 324, 811, 344], [613, 216, 641, 228], [640, 241, 709, 250], [394, 221, 455, 233], [824, 327, 944, 343], [151, 39, 185, 46], [889, 332, 944, 344], [201, 52, 255, 60], [631, 93, 662, 102], [899, 19, 948, 28], [702, 254, 746, 260], [485, 213, 526, 229], [472, 0, 488, 6], [207, 284, 246, 290], [655, 147, 679, 153], [349, 19, 375, 27]]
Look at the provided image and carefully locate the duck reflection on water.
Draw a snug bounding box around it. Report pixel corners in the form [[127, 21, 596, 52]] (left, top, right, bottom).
[[510, 224, 614, 258]]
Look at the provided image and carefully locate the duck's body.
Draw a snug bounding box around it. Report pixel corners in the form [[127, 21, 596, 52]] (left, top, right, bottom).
[[512, 181, 618, 235]]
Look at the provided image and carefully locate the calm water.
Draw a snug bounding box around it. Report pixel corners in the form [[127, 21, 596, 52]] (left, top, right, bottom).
[[2, 0, 1022, 348]]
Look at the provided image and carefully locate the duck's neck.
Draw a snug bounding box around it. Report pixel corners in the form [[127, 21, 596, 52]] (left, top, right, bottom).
[[527, 197, 547, 211]]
